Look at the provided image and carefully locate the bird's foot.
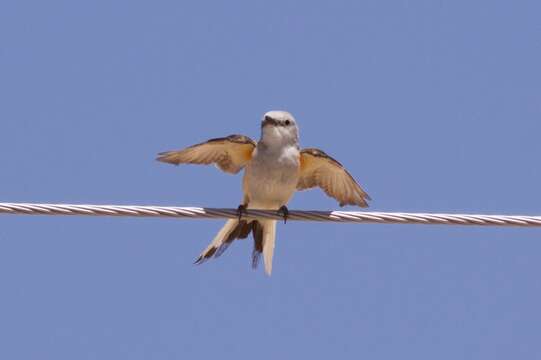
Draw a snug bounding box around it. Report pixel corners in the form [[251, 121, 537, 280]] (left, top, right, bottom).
[[277, 205, 289, 224], [237, 204, 247, 221]]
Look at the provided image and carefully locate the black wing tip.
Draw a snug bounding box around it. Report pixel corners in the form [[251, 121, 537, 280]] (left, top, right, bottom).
[[156, 156, 179, 165], [339, 198, 370, 208], [359, 197, 371, 208], [357, 191, 372, 206], [156, 151, 182, 165]]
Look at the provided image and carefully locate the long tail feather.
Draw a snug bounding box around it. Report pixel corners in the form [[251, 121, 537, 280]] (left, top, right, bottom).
[[252, 221, 263, 269], [195, 218, 277, 276], [261, 220, 277, 276], [194, 219, 239, 264]]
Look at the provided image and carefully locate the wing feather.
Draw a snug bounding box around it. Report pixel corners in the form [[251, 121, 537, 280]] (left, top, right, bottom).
[[156, 135, 256, 174], [298, 148, 371, 207]]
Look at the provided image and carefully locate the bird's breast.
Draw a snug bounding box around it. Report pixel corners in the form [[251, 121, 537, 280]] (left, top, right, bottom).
[[243, 146, 300, 208]]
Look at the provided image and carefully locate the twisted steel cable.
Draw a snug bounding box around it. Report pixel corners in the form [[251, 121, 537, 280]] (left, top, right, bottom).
[[0, 202, 540, 227]]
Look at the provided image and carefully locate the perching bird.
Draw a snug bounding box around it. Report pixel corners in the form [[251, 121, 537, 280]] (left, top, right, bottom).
[[157, 111, 370, 275]]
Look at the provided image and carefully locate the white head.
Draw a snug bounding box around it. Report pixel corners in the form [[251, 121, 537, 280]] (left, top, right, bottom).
[[259, 110, 299, 147]]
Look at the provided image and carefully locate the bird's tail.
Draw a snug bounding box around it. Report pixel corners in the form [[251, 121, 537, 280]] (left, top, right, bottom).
[[195, 218, 277, 276], [251, 219, 277, 276]]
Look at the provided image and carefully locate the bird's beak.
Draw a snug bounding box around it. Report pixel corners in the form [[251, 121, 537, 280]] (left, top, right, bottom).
[[262, 116, 278, 127]]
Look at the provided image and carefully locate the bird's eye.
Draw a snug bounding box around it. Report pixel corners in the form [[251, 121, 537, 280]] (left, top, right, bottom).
[[285, 120, 291, 126]]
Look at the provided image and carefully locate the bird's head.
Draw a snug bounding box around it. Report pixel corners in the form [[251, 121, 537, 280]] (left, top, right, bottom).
[[260, 110, 299, 147]]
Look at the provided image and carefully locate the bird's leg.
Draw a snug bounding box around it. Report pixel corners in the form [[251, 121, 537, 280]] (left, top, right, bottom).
[[237, 204, 247, 221], [277, 205, 289, 224]]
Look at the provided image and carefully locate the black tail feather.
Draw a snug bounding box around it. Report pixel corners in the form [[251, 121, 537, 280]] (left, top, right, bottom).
[[198, 220, 257, 263], [195, 220, 267, 268], [251, 221, 263, 269], [214, 221, 245, 258], [238, 221, 253, 239]]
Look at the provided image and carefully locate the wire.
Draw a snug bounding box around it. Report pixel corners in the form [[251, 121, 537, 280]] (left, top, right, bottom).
[[0, 202, 540, 227]]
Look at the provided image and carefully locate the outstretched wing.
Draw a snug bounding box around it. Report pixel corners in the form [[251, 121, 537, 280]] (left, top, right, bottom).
[[157, 135, 256, 174], [297, 148, 371, 207]]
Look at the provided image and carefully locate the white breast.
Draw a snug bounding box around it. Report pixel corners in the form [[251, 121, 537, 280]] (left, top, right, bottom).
[[243, 145, 300, 209]]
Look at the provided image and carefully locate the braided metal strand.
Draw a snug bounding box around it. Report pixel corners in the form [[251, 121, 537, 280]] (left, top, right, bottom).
[[0, 202, 540, 227]]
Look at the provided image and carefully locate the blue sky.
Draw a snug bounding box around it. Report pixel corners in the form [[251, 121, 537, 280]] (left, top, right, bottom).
[[1, 1, 540, 358]]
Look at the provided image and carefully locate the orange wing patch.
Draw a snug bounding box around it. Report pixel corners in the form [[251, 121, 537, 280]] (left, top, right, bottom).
[[157, 134, 256, 174], [298, 148, 370, 207]]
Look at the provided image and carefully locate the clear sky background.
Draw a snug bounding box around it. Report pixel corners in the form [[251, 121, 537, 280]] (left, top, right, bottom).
[[1, 1, 540, 359]]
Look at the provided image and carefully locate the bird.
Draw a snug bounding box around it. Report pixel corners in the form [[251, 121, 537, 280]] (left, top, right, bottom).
[[156, 111, 370, 276]]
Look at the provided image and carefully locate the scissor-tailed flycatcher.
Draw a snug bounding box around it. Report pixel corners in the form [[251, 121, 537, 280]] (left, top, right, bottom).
[[157, 111, 370, 275]]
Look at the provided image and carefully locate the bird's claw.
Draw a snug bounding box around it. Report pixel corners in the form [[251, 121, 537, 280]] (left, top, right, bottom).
[[237, 204, 247, 221], [277, 205, 289, 224]]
